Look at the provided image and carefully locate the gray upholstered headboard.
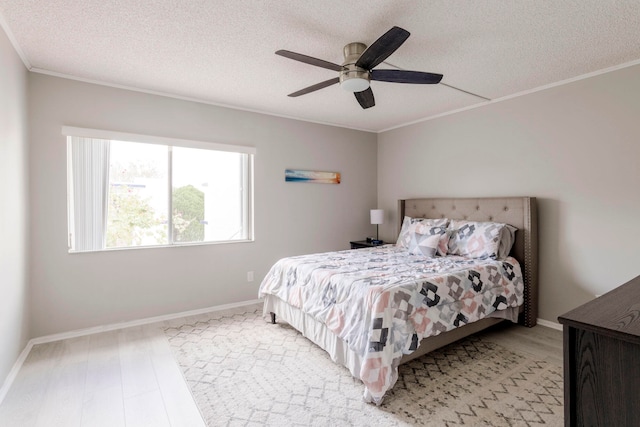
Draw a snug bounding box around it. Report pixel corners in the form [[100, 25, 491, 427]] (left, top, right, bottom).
[[398, 197, 538, 327]]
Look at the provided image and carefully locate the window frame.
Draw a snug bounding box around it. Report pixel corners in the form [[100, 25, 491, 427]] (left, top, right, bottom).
[[63, 126, 255, 253]]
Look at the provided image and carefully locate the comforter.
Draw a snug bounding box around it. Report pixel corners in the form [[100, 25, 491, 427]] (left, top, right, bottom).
[[258, 245, 524, 404]]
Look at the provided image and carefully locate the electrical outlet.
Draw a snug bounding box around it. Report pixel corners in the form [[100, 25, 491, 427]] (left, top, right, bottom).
[[247, 271, 254, 282]]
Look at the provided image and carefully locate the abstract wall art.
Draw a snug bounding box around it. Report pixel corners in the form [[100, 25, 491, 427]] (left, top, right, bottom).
[[285, 169, 341, 184]]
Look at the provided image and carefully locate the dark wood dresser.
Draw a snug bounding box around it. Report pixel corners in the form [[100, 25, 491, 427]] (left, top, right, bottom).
[[558, 275, 640, 427]]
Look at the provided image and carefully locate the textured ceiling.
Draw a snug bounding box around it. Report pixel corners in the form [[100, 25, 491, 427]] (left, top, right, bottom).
[[2, 0, 640, 132]]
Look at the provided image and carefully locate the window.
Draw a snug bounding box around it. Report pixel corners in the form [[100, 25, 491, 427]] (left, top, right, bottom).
[[65, 127, 254, 252]]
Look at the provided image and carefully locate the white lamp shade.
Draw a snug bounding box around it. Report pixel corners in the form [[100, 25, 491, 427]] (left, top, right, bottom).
[[341, 78, 370, 92], [370, 209, 384, 225]]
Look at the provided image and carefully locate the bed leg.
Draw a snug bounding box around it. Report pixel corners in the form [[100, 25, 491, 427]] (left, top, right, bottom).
[[270, 312, 276, 324]]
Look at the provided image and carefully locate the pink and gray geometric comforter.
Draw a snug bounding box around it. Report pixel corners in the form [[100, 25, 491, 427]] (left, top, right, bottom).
[[258, 245, 524, 405]]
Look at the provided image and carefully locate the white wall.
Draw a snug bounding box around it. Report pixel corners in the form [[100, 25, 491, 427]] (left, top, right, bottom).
[[378, 64, 640, 323], [28, 74, 377, 337], [0, 27, 29, 386]]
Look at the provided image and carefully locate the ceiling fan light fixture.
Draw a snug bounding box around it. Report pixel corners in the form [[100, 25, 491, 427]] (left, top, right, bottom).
[[340, 42, 370, 92], [277, 27, 442, 109], [340, 77, 370, 92]]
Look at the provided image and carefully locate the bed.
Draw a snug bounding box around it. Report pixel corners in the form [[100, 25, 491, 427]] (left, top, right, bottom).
[[259, 197, 538, 404]]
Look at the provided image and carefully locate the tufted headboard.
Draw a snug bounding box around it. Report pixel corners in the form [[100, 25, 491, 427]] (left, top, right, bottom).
[[398, 197, 538, 327]]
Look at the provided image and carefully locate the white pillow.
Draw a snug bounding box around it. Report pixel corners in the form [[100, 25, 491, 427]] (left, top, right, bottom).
[[447, 220, 514, 259], [396, 216, 449, 249]]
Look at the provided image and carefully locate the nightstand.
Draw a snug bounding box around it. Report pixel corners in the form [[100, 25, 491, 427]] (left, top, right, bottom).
[[350, 240, 386, 249]]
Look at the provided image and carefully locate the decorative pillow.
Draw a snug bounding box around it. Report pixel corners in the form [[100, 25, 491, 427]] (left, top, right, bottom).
[[407, 232, 442, 258], [447, 220, 513, 259], [396, 216, 449, 249], [407, 224, 448, 257]]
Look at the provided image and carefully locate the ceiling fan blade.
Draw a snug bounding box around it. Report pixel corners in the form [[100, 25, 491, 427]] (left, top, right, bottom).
[[276, 50, 343, 72], [288, 77, 340, 97], [371, 69, 443, 84], [354, 87, 375, 109], [355, 26, 410, 70]]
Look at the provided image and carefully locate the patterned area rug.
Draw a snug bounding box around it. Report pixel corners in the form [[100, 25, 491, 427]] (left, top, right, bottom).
[[164, 305, 563, 426]]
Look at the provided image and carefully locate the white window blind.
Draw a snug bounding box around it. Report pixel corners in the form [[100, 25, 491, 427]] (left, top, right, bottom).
[[67, 137, 110, 251]]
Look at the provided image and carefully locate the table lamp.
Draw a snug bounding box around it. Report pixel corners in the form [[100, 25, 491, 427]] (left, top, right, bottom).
[[370, 209, 384, 242]]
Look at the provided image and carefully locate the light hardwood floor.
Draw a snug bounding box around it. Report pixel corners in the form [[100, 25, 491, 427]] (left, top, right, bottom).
[[0, 324, 205, 427], [0, 313, 562, 427], [480, 320, 564, 366]]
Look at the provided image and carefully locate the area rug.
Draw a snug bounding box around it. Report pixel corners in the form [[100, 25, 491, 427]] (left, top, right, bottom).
[[164, 305, 563, 426]]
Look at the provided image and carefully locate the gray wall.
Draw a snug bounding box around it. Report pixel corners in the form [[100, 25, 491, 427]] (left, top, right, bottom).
[[28, 74, 377, 337], [378, 64, 640, 323], [0, 28, 29, 386]]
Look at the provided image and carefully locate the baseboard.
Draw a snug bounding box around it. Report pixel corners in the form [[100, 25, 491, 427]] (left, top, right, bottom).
[[0, 298, 262, 406], [30, 299, 262, 345], [0, 341, 34, 405], [536, 318, 563, 331]]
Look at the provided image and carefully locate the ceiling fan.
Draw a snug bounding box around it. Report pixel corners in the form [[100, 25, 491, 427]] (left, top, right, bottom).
[[275, 26, 443, 109]]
